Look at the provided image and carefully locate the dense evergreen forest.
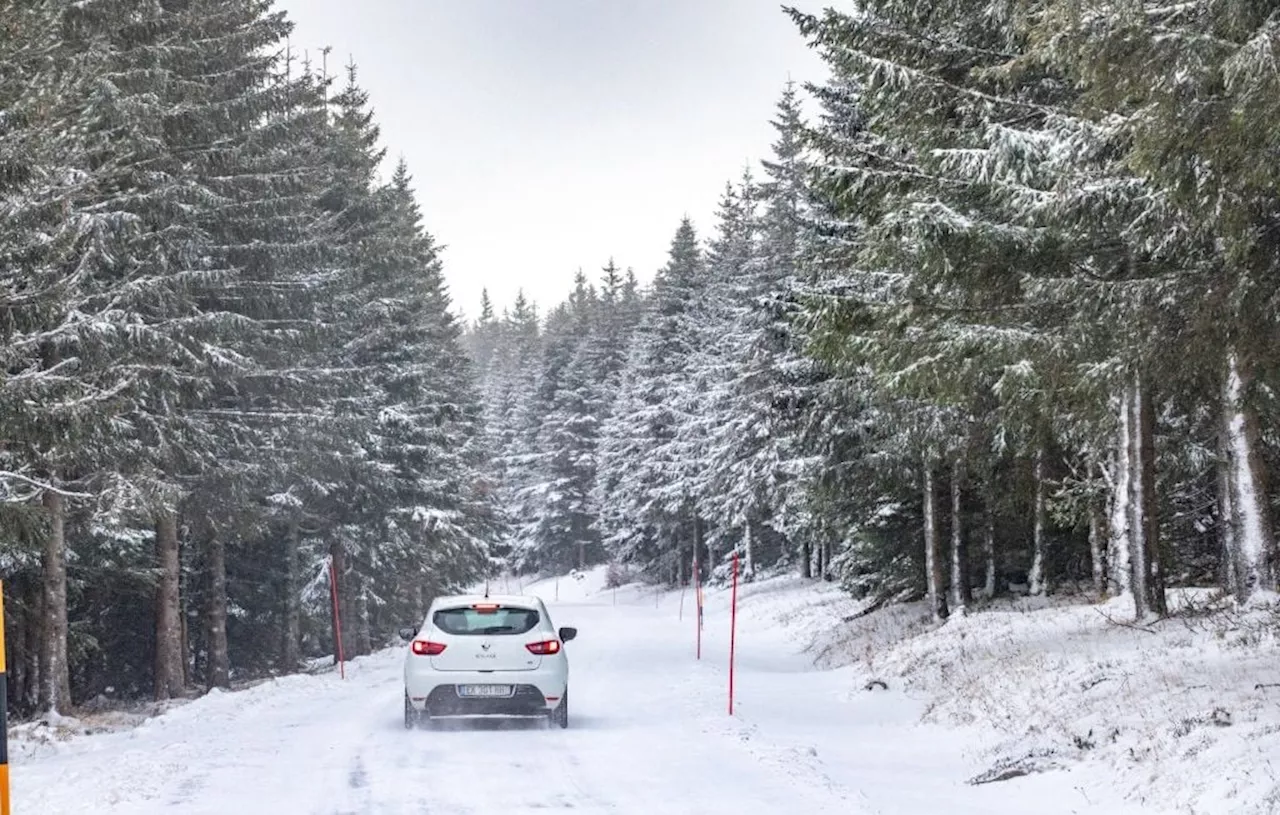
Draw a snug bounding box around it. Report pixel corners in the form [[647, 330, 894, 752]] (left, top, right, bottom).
[[0, 0, 498, 716], [4, 0, 1279, 719], [469, 1, 1280, 627]]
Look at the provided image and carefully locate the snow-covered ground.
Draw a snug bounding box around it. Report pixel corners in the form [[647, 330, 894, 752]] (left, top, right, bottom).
[[803, 587, 1280, 815], [699, 573, 1280, 815], [13, 566, 1263, 814]]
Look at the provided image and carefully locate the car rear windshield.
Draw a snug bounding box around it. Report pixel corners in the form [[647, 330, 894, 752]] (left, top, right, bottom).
[[433, 606, 540, 636]]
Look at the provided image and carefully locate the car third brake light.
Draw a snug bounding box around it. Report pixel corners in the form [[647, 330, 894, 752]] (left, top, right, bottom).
[[525, 639, 561, 655], [411, 640, 446, 656]]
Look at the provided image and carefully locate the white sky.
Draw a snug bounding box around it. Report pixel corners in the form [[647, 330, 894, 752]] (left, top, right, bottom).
[[279, 0, 828, 321]]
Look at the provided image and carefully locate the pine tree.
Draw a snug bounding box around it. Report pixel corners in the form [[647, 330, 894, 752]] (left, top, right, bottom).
[[362, 160, 496, 618], [0, 0, 110, 714], [483, 292, 542, 571], [702, 86, 819, 579], [0, 2, 509, 710], [597, 219, 706, 581], [1040, 0, 1280, 603], [465, 288, 503, 372], [517, 274, 603, 572], [50, 0, 333, 700]]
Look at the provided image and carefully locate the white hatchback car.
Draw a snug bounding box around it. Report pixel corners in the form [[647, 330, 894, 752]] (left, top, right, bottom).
[[400, 594, 576, 729]]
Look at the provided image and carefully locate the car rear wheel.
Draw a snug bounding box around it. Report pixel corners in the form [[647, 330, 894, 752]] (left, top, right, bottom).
[[549, 690, 568, 729]]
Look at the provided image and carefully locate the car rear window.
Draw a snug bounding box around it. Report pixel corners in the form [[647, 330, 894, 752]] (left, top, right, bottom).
[[433, 606, 540, 636]]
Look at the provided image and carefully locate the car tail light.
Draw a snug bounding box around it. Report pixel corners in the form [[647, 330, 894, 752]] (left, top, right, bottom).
[[526, 639, 561, 655], [411, 640, 446, 656], [472, 603, 500, 613]]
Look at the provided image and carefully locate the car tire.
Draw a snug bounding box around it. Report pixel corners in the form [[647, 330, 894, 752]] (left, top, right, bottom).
[[550, 690, 568, 730]]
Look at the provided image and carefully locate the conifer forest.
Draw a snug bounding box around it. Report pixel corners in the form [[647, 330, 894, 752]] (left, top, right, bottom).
[[3, 0, 1280, 725]]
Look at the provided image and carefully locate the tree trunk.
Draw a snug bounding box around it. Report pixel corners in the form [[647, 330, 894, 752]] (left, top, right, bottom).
[[982, 497, 997, 599], [282, 521, 302, 669], [923, 461, 948, 621], [6, 584, 22, 713], [39, 487, 71, 713], [1137, 382, 1166, 616], [800, 537, 811, 579], [676, 539, 685, 587], [154, 511, 185, 700], [1127, 375, 1165, 618], [206, 530, 230, 689], [950, 459, 970, 613], [1127, 379, 1150, 619], [1218, 413, 1241, 598], [1108, 391, 1133, 596], [25, 577, 43, 712], [1028, 448, 1048, 596], [1222, 349, 1277, 600], [743, 521, 756, 580], [181, 577, 192, 688], [1089, 484, 1108, 597]]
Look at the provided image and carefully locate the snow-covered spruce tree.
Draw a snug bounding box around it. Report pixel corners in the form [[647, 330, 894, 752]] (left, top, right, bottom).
[[578, 260, 642, 406], [686, 177, 763, 578], [49, 0, 334, 700], [596, 219, 706, 583], [213, 51, 350, 677], [489, 261, 646, 576], [291, 63, 394, 661], [0, 0, 121, 714], [782, 29, 974, 617], [478, 291, 541, 571], [514, 275, 601, 573], [358, 160, 497, 627], [463, 289, 503, 373], [0, 4, 500, 707], [788, 0, 1186, 617], [305, 69, 496, 658], [1039, 1, 1280, 603], [789, 72, 890, 588], [701, 85, 821, 580], [176, 40, 342, 690]]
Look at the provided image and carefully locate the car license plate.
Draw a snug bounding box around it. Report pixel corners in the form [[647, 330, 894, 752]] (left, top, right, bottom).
[[456, 684, 514, 698]]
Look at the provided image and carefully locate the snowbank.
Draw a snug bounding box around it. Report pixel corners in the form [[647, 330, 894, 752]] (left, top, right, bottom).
[[704, 572, 1280, 815]]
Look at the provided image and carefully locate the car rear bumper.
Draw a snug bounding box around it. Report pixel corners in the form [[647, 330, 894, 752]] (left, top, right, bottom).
[[419, 684, 551, 717], [404, 663, 567, 715]]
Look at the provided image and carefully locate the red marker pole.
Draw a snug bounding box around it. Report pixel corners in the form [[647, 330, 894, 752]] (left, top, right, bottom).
[[328, 557, 346, 680], [728, 550, 739, 715]]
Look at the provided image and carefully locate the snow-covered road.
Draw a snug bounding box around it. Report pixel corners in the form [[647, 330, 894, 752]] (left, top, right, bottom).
[[16, 575, 1154, 814]]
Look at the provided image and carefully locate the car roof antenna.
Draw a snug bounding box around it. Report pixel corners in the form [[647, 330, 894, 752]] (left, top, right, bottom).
[[484, 577, 490, 598]]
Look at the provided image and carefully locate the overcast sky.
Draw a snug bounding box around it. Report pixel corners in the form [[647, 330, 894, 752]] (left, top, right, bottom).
[[280, 0, 827, 322]]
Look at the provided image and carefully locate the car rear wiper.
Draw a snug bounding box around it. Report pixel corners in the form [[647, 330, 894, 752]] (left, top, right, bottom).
[[479, 625, 516, 634]]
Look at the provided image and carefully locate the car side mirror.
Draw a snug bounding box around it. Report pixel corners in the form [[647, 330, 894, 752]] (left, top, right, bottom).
[[558, 626, 577, 642], [398, 626, 417, 641]]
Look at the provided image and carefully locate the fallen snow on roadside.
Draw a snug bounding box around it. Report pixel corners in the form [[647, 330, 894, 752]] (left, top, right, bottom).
[[694, 572, 1280, 815]]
